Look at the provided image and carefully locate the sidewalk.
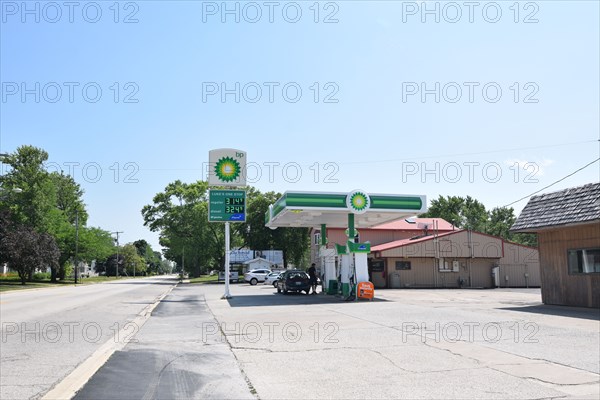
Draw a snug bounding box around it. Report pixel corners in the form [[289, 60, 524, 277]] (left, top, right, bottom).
[[73, 285, 255, 400]]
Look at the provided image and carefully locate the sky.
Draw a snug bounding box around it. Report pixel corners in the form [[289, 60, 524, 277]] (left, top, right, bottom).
[[1, 0, 599, 251]]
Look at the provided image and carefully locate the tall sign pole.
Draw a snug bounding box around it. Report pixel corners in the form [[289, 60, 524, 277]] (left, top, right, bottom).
[[224, 221, 231, 298], [207, 149, 247, 300]]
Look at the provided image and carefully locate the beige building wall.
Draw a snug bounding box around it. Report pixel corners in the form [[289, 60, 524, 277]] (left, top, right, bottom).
[[385, 257, 496, 288], [312, 229, 541, 290], [498, 242, 541, 287], [379, 231, 503, 259]]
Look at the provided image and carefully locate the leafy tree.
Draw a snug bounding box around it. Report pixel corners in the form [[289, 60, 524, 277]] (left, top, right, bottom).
[[487, 207, 516, 239], [142, 180, 223, 277], [121, 244, 147, 276], [421, 195, 488, 231], [133, 239, 161, 275], [421, 196, 537, 247], [80, 227, 115, 265], [0, 212, 60, 284], [0, 145, 56, 231], [50, 171, 87, 225], [100, 253, 124, 277]]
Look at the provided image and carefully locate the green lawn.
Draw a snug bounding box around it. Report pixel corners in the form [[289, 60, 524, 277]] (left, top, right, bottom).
[[187, 275, 219, 284], [0, 275, 135, 292]]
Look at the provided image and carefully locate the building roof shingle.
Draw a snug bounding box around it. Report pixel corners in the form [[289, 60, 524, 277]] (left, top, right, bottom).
[[511, 182, 600, 232]]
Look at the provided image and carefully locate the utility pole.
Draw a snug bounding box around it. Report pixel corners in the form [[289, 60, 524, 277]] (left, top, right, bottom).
[[112, 231, 123, 278], [75, 210, 79, 284]]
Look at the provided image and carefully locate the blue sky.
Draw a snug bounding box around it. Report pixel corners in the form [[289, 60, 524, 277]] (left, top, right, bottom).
[[1, 0, 599, 250]]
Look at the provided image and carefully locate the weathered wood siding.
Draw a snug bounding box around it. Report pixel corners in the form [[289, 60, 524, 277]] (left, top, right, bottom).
[[537, 224, 600, 308]]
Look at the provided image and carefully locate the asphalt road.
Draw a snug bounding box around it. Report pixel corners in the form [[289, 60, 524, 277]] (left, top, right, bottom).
[[0, 276, 178, 400]]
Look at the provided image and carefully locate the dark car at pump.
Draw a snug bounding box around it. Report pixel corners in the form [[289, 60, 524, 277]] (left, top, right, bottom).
[[276, 270, 311, 295]]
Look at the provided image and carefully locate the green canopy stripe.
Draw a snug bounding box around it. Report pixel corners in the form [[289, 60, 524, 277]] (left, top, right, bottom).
[[370, 196, 423, 210]]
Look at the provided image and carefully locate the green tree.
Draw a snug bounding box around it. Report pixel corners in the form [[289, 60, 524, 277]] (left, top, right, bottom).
[[421, 195, 488, 231], [422, 195, 537, 247], [80, 227, 115, 266], [234, 189, 309, 268], [121, 244, 147, 276], [133, 239, 161, 275], [0, 146, 56, 231], [142, 180, 224, 277], [45, 172, 88, 280], [0, 211, 60, 285]]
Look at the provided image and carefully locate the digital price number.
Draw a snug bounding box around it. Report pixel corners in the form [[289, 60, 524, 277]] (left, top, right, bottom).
[[225, 197, 245, 214]]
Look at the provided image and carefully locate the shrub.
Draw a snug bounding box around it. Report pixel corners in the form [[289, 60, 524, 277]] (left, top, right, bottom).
[[33, 272, 50, 280]]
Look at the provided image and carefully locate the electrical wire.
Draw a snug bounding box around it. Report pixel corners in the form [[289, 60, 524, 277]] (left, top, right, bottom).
[[502, 157, 600, 207]]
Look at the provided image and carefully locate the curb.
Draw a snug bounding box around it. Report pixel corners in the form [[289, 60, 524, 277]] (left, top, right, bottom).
[[41, 283, 178, 400]]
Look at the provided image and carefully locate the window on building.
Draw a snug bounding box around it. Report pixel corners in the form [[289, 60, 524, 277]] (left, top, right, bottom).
[[567, 248, 600, 274], [395, 261, 411, 270], [314, 233, 321, 245]]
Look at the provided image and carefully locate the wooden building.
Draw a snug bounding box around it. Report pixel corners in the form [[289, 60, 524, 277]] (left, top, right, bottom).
[[369, 230, 540, 289], [511, 182, 600, 308], [311, 219, 540, 289]]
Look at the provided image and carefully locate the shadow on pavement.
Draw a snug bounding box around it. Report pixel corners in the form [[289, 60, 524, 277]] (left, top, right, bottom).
[[226, 293, 388, 307], [499, 304, 600, 321]]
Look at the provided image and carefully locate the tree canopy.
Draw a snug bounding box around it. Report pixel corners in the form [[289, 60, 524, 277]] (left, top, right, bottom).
[[420, 195, 537, 247]]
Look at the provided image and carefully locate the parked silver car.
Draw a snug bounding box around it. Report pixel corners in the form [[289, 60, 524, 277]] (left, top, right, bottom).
[[264, 271, 283, 286], [244, 269, 272, 285]]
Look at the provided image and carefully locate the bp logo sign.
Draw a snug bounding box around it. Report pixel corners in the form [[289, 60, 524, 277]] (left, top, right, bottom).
[[208, 149, 247, 186], [214, 157, 241, 183], [347, 190, 370, 214]]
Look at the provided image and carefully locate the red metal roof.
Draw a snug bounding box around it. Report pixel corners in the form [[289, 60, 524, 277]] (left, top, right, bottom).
[[371, 230, 464, 252], [371, 217, 456, 231]]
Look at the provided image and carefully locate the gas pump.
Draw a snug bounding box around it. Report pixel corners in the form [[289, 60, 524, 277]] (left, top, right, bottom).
[[320, 246, 337, 295], [348, 241, 374, 300]]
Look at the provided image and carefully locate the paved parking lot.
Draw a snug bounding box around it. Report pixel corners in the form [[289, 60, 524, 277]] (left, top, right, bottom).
[[202, 283, 599, 399]]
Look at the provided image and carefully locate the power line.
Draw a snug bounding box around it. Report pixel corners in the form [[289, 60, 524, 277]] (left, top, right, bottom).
[[503, 157, 600, 207], [137, 139, 598, 171]]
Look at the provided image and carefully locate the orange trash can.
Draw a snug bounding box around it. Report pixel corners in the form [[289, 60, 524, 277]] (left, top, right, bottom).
[[356, 281, 374, 300]]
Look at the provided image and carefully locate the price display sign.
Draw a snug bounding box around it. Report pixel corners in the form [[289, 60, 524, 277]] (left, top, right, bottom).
[[209, 190, 246, 222]]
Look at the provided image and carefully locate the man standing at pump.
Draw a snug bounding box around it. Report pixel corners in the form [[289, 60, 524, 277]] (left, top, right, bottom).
[[308, 263, 318, 294]]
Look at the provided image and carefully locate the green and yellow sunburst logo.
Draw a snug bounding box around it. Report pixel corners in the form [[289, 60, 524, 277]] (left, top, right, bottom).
[[214, 157, 241, 182], [347, 190, 370, 214]]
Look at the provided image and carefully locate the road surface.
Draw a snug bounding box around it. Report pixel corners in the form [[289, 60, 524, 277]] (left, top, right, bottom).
[[0, 276, 177, 400]]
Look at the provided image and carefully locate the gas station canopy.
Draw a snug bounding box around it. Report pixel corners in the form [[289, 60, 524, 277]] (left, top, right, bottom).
[[265, 191, 427, 229]]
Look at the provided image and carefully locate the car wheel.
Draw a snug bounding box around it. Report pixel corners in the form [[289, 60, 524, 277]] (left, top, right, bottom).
[[250, 278, 258, 285], [273, 281, 278, 287]]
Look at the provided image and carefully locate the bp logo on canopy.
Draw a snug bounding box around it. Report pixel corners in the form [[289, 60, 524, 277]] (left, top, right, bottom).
[[347, 190, 370, 214]]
